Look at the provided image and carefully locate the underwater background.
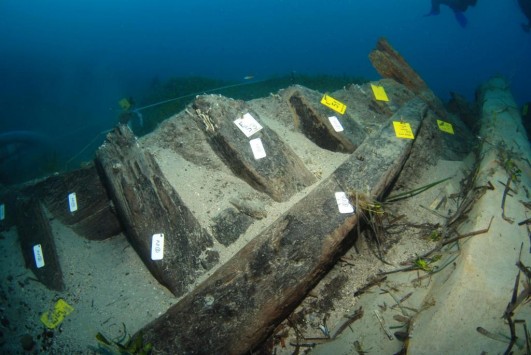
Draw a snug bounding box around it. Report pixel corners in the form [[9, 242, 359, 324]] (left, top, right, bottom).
[[1, 0, 530, 184]]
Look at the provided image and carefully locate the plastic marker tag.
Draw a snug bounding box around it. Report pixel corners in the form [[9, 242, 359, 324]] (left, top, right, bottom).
[[335, 192, 355, 214], [40, 299, 74, 329], [0, 203, 4, 221], [33, 244, 45, 268], [321, 94, 347, 115], [328, 116, 344, 132], [151, 233, 164, 260], [250, 138, 266, 160], [437, 120, 454, 134], [234, 113, 263, 137], [393, 121, 415, 139], [371, 84, 389, 102], [68, 192, 78, 213]]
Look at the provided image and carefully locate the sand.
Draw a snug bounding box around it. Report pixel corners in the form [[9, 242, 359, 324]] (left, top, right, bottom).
[[1, 79, 529, 354]]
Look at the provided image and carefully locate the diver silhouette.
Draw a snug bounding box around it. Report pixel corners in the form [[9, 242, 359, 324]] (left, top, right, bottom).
[[518, 0, 531, 32], [425, 0, 478, 28]]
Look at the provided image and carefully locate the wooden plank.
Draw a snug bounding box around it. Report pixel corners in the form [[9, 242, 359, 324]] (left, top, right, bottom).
[[96, 124, 217, 297], [26, 164, 122, 240], [16, 197, 64, 291], [369, 37, 446, 118], [192, 95, 316, 202], [287, 85, 367, 153], [136, 97, 428, 354]]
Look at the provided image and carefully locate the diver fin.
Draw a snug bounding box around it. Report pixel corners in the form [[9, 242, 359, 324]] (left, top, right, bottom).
[[453, 10, 468, 28]]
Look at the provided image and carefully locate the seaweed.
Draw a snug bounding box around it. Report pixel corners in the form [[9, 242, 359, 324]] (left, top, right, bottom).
[[94, 324, 152, 355]]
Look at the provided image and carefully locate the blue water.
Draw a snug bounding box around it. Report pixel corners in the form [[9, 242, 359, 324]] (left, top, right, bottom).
[[1, 0, 530, 183]]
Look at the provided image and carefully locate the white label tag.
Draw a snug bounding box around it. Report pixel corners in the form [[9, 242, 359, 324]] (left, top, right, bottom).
[[68, 192, 78, 212], [234, 113, 263, 137], [335, 192, 355, 214], [250, 138, 266, 160], [0, 203, 4, 221], [328, 116, 344, 132], [151, 233, 164, 260], [33, 244, 45, 268]]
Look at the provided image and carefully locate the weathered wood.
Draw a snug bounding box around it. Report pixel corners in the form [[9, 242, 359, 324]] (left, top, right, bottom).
[[408, 79, 531, 355], [137, 98, 427, 354], [369, 37, 446, 118], [16, 197, 64, 291], [286, 85, 367, 153], [24, 164, 122, 240], [192, 95, 316, 202], [96, 124, 218, 297]]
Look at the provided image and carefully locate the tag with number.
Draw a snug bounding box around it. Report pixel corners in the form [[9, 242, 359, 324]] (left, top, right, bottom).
[[393, 121, 415, 139], [68, 193, 78, 212], [250, 138, 266, 160], [33, 244, 45, 268], [335, 192, 355, 214], [151, 233, 164, 260], [321, 94, 347, 115], [371, 84, 389, 102], [234, 113, 263, 137], [328, 116, 344, 132], [437, 120, 454, 134]]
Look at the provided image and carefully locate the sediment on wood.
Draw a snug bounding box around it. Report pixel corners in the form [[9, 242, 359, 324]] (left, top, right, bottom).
[[369, 37, 446, 118], [16, 197, 64, 291], [136, 98, 428, 354], [286, 85, 367, 153], [191, 95, 316, 202], [96, 124, 217, 297], [25, 164, 122, 240]]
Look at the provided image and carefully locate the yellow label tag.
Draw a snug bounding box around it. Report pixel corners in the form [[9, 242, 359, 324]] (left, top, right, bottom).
[[118, 98, 131, 110], [371, 84, 389, 102], [393, 121, 415, 139], [320, 94, 347, 115], [437, 119, 454, 134], [40, 299, 74, 329]]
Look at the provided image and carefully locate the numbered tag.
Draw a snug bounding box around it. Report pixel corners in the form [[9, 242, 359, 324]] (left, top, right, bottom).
[[0, 203, 5, 221], [250, 138, 266, 160], [371, 84, 389, 102], [151, 233, 164, 261], [321, 94, 347, 115], [393, 121, 415, 139], [437, 120, 454, 134], [40, 299, 74, 329], [68, 192, 78, 213], [335, 192, 355, 214], [328, 116, 344, 132], [234, 113, 263, 137], [33, 244, 45, 268]]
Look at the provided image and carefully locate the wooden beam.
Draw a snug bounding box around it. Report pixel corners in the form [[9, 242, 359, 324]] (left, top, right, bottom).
[[27, 164, 122, 240], [192, 95, 316, 202], [96, 125, 217, 297], [16, 197, 64, 291], [136, 98, 428, 354], [369, 37, 446, 118]]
